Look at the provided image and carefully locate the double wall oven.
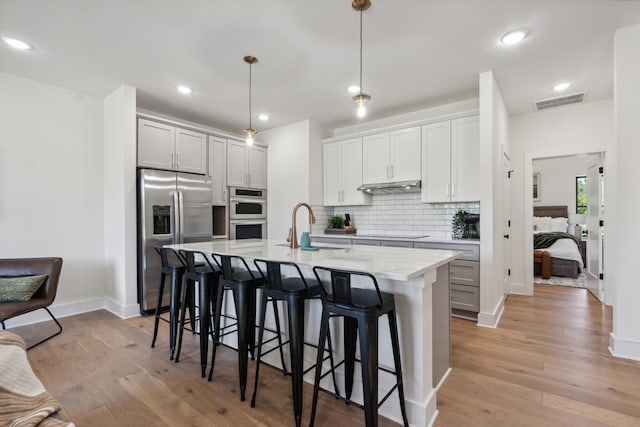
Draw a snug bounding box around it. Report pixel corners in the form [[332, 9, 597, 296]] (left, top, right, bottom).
[[229, 187, 267, 239]]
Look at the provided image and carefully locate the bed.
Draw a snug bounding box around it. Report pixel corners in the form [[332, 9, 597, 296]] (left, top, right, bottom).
[[533, 206, 583, 279]]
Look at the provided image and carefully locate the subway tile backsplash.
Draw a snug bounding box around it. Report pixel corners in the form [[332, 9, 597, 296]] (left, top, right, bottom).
[[329, 193, 479, 239]]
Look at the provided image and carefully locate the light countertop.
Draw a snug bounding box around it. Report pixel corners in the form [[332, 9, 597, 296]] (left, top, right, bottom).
[[166, 239, 460, 282], [311, 233, 480, 245]]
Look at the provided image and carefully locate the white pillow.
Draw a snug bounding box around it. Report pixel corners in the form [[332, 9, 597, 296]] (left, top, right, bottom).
[[549, 217, 568, 232], [533, 216, 552, 232]]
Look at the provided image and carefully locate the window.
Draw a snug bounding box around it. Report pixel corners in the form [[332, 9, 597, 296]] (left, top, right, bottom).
[[576, 176, 587, 214]]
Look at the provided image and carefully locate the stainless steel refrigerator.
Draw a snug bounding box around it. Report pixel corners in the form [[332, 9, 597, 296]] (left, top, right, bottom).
[[137, 169, 213, 314]]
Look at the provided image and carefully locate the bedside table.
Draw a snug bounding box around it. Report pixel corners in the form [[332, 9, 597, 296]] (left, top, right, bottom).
[[579, 239, 587, 266]]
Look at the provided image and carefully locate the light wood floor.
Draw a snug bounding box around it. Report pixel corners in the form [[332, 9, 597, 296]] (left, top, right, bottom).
[[15, 284, 640, 426]]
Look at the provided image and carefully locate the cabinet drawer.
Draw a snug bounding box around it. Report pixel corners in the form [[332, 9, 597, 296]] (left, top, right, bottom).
[[353, 239, 381, 246], [413, 242, 479, 261], [450, 260, 479, 286], [451, 283, 480, 313], [381, 240, 413, 248]]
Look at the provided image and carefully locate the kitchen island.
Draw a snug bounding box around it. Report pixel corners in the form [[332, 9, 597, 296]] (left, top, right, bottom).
[[167, 239, 459, 426]]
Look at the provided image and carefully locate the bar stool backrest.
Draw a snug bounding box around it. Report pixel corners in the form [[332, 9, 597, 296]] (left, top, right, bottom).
[[253, 259, 310, 291], [155, 247, 185, 270], [211, 253, 256, 281], [312, 266, 384, 309], [179, 250, 216, 274]]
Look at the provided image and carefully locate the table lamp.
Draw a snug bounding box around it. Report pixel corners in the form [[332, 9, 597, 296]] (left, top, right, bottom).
[[569, 213, 586, 238]]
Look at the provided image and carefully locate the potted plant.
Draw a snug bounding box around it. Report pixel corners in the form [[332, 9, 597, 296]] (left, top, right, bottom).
[[451, 209, 467, 239], [329, 215, 344, 229]]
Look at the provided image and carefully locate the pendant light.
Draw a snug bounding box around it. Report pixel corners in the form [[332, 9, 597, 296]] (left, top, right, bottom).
[[352, 0, 371, 118], [243, 55, 257, 146]]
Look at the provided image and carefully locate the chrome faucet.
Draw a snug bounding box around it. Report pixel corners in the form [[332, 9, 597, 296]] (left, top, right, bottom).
[[288, 202, 316, 249]]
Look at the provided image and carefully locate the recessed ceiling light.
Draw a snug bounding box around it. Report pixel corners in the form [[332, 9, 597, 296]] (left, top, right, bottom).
[[258, 113, 269, 121], [2, 37, 32, 50], [347, 85, 361, 94], [176, 85, 192, 94], [553, 82, 571, 92], [500, 30, 528, 46]]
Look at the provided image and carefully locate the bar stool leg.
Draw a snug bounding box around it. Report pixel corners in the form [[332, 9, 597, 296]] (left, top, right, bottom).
[[359, 316, 379, 427], [388, 309, 409, 427], [250, 292, 270, 408], [234, 284, 252, 401], [270, 298, 287, 374], [286, 294, 305, 427], [198, 276, 212, 378], [151, 272, 166, 349], [208, 281, 226, 382], [309, 307, 331, 427], [168, 269, 183, 360], [344, 316, 358, 400], [174, 278, 192, 363]]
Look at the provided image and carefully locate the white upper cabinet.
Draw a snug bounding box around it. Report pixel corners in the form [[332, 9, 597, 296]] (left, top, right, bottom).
[[421, 116, 479, 203], [209, 136, 227, 205], [362, 126, 421, 184], [137, 118, 207, 174], [323, 138, 371, 206], [227, 140, 267, 189]]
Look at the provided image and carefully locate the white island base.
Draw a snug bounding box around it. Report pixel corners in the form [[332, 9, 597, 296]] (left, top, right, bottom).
[[167, 239, 456, 427]]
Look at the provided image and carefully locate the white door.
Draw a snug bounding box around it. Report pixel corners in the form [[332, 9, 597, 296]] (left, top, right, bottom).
[[451, 116, 480, 202], [323, 141, 342, 206], [248, 145, 268, 189], [586, 162, 604, 302], [502, 153, 512, 295], [362, 132, 390, 184], [176, 128, 207, 174], [227, 140, 249, 187], [137, 119, 175, 170], [390, 127, 421, 182], [421, 121, 451, 203], [342, 138, 368, 205], [209, 136, 227, 205]]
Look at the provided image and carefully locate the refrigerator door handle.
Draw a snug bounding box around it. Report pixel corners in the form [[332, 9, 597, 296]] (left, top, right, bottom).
[[177, 190, 185, 243], [171, 191, 179, 244]]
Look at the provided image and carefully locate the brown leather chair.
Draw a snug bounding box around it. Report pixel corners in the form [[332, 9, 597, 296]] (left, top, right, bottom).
[[0, 257, 63, 349]]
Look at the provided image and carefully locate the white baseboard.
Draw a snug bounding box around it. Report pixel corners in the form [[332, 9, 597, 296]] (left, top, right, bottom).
[[508, 282, 532, 295], [477, 296, 505, 328], [609, 333, 640, 361], [3, 297, 139, 328]]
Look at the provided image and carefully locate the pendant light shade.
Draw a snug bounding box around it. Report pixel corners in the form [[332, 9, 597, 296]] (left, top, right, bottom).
[[243, 55, 257, 145], [352, 0, 371, 118]]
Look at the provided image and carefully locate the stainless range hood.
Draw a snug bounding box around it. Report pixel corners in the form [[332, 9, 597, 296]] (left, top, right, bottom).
[[357, 180, 421, 195]]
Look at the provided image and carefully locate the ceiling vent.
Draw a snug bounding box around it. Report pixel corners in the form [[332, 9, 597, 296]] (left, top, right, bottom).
[[534, 92, 586, 111]]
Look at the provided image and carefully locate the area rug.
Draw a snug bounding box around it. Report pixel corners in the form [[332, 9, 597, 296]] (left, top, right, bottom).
[[0, 330, 74, 427], [534, 272, 587, 288]]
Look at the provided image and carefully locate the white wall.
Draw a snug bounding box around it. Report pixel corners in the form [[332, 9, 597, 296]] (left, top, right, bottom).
[[0, 72, 106, 320], [478, 71, 509, 328], [610, 24, 640, 361], [103, 85, 138, 318], [532, 154, 601, 214], [509, 100, 613, 296]]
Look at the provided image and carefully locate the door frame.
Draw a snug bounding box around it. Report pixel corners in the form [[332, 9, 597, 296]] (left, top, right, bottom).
[[523, 149, 606, 297]]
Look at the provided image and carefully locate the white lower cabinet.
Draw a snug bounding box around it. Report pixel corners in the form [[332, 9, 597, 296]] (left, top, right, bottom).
[[421, 115, 479, 203], [323, 138, 371, 206]]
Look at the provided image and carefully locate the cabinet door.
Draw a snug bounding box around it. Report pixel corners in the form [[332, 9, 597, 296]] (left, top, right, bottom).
[[227, 140, 249, 187], [390, 127, 421, 181], [175, 128, 207, 174], [248, 145, 268, 189], [422, 121, 451, 203], [138, 119, 175, 170], [451, 116, 479, 202], [362, 132, 390, 184], [209, 136, 227, 205], [323, 141, 342, 206], [342, 138, 370, 205]]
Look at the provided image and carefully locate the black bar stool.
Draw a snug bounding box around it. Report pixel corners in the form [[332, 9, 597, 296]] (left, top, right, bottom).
[[151, 247, 189, 361], [174, 250, 221, 377], [250, 259, 339, 427], [208, 253, 265, 401], [309, 266, 409, 427]]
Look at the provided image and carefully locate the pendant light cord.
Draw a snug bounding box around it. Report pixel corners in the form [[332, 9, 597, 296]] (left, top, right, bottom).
[[248, 62, 252, 130], [359, 9, 363, 92]]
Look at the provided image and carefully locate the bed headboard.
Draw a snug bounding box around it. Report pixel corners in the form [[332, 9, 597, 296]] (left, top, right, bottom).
[[534, 205, 568, 218]]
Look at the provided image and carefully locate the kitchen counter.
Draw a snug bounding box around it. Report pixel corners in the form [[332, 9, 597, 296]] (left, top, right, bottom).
[[167, 239, 459, 426], [311, 233, 480, 245]]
